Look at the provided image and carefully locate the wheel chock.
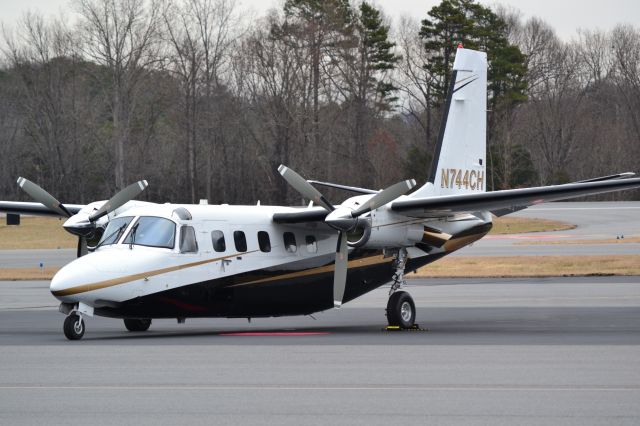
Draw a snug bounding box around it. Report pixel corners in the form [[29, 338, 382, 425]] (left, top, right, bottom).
[[383, 324, 427, 332]]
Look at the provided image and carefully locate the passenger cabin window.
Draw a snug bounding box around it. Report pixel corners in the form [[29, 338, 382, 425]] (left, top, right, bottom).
[[283, 232, 297, 253], [211, 230, 226, 252], [123, 217, 176, 249], [306, 235, 317, 253], [97, 216, 134, 246], [258, 231, 271, 252], [234, 231, 247, 252], [180, 226, 198, 253]]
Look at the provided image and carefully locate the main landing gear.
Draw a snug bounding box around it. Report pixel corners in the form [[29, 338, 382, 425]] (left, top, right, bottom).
[[124, 318, 152, 332], [385, 248, 417, 329]]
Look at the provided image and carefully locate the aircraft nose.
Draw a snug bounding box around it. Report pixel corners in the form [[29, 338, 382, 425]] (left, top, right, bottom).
[[50, 268, 75, 301], [50, 260, 93, 302]]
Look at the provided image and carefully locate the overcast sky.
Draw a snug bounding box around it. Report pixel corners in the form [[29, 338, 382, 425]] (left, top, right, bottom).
[[1, 0, 638, 40]]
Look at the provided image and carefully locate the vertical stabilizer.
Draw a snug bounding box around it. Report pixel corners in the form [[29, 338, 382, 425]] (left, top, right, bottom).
[[411, 48, 487, 198]]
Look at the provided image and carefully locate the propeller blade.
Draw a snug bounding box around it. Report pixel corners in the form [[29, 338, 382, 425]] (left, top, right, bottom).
[[16, 177, 72, 218], [77, 237, 88, 258], [88, 180, 148, 222], [278, 165, 334, 212], [333, 231, 349, 308], [351, 179, 416, 217]]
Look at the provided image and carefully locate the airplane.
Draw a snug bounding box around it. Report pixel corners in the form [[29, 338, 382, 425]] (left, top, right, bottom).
[[2, 47, 640, 340]]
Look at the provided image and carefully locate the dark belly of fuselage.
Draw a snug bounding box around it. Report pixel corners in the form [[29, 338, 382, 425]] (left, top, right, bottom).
[[94, 253, 441, 319]]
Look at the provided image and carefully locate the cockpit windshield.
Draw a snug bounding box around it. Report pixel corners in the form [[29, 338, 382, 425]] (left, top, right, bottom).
[[123, 216, 176, 249], [97, 216, 134, 247]]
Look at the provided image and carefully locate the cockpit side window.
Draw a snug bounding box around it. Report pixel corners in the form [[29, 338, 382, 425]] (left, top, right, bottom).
[[97, 216, 134, 247], [180, 225, 198, 253], [123, 216, 176, 249]]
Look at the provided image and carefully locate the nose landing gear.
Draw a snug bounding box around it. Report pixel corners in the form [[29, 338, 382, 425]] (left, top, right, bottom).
[[60, 302, 93, 340], [63, 314, 85, 340]]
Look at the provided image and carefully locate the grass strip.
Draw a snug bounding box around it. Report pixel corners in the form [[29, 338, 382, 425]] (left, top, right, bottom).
[[490, 217, 576, 234], [0, 217, 76, 250], [0, 268, 60, 280], [516, 236, 640, 245], [411, 255, 640, 278]]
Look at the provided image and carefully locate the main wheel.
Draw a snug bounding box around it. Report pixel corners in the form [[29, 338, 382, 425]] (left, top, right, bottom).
[[124, 318, 152, 332], [63, 314, 85, 340], [386, 291, 416, 329]]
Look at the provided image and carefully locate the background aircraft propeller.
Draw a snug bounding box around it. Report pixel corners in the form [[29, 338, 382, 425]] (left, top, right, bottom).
[[17, 177, 148, 257], [278, 165, 415, 307]]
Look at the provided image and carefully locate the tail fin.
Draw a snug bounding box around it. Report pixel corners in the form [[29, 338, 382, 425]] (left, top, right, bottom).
[[411, 47, 487, 198]]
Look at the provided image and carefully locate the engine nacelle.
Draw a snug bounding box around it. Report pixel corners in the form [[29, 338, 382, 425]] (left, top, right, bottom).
[[364, 223, 424, 249], [360, 208, 426, 249], [346, 218, 371, 248]]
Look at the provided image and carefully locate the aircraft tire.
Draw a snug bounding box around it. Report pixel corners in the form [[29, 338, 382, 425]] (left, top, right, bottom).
[[386, 291, 416, 329], [63, 314, 85, 340], [124, 318, 152, 332]]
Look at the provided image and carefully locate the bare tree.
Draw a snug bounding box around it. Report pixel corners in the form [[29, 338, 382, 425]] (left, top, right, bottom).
[[75, 0, 161, 190], [1, 13, 90, 198], [394, 16, 437, 150], [612, 25, 640, 145]]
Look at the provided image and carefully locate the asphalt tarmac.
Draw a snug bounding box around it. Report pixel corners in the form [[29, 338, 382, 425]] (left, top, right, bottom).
[[1, 202, 639, 425], [1, 277, 640, 425]]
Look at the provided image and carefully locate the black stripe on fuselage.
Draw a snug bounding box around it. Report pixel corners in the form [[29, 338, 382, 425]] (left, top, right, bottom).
[[93, 251, 441, 319]]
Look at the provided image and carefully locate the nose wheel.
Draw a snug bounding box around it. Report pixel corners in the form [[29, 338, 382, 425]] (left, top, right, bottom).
[[63, 314, 85, 340]]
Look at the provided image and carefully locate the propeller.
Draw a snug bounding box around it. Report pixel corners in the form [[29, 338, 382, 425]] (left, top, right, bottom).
[[17, 177, 72, 218], [278, 165, 416, 308], [278, 165, 335, 212], [88, 180, 148, 222], [17, 177, 148, 257]]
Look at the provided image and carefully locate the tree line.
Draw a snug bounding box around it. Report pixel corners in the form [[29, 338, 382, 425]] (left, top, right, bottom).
[[0, 0, 638, 206]]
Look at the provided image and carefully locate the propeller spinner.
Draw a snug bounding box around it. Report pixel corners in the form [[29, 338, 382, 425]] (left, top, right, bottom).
[[278, 165, 415, 308]]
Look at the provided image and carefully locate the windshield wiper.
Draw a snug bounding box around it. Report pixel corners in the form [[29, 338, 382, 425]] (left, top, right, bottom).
[[129, 223, 139, 250], [95, 224, 127, 250]]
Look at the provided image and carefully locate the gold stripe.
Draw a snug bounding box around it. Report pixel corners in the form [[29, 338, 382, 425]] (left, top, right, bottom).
[[443, 232, 487, 252], [229, 254, 395, 288], [421, 230, 452, 247], [52, 250, 259, 297]]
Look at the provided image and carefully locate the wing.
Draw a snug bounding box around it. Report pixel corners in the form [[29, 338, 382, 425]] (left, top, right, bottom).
[[0, 201, 85, 217], [391, 177, 640, 218]]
